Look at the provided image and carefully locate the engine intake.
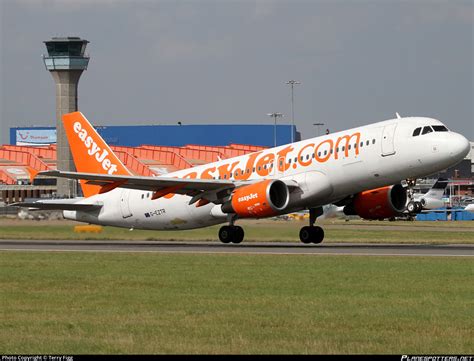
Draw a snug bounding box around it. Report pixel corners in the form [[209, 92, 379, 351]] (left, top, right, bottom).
[[344, 183, 407, 220], [222, 179, 289, 218]]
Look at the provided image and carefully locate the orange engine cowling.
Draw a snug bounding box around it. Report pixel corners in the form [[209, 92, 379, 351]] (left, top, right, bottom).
[[221, 179, 289, 218], [345, 184, 407, 220]]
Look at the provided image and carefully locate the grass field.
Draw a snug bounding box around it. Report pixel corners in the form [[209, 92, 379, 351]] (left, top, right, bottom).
[[0, 251, 472, 354], [1, 218, 473, 244]]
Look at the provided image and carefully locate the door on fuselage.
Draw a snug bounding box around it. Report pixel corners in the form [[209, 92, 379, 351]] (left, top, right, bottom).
[[381, 123, 397, 156], [120, 189, 133, 218]]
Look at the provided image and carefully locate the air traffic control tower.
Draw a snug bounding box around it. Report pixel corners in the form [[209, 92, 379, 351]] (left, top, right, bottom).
[[43, 37, 89, 197]]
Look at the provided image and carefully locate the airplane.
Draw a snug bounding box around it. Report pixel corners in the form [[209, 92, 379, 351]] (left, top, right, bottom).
[[317, 204, 345, 220], [405, 178, 449, 214], [12, 112, 470, 244], [464, 204, 474, 213]]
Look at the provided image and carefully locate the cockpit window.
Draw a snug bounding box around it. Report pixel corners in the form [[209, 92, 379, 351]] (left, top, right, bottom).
[[412, 127, 421, 136], [432, 125, 448, 132], [422, 126, 433, 135]]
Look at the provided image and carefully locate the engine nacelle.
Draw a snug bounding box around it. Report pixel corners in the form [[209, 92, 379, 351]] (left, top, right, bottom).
[[344, 184, 407, 220], [221, 179, 289, 218]]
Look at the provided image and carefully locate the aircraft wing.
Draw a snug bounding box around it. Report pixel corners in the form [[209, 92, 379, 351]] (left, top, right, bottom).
[[39, 170, 236, 192], [39, 169, 253, 205], [10, 198, 103, 211], [38, 170, 301, 205]]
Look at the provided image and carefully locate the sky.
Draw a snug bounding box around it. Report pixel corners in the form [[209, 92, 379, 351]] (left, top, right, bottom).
[[0, 0, 473, 146]]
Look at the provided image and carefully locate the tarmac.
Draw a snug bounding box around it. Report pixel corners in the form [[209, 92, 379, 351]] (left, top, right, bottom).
[[0, 240, 473, 257]]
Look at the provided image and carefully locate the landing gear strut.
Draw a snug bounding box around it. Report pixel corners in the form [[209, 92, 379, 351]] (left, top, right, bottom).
[[299, 207, 324, 244]]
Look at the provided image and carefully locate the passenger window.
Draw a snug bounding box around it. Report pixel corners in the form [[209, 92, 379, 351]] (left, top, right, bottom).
[[432, 125, 448, 132], [412, 127, 421, 136], [372, 139, 376, 144], [360, 142, 363, 147], [324, 150, 327, 156], [422, 126, 433, 135], [348, 144, 351, 150], [366, 140, 369, 146], [342, 146, 345, 151]]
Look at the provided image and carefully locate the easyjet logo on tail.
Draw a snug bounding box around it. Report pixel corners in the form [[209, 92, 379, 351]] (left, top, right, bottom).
[[73, 121, 118, 175], [63, 111, 131, 177]]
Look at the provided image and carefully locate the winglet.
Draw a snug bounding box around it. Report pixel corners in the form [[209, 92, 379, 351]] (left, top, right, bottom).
[[396, 112, 402, 119]]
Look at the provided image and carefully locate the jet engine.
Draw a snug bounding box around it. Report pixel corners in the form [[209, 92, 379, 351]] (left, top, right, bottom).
[[344, 184, 407, 220], [221, 179, 289, 218]]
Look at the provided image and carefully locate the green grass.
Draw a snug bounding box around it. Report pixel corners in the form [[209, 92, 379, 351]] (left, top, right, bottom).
[[0, 219, 473, 243], [0, 251, 472, 354]]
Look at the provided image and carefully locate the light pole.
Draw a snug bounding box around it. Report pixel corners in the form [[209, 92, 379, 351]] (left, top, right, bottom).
[[313, 122, 325, 136], [267, 113, 283, 147], [286, 80, 300, 143]]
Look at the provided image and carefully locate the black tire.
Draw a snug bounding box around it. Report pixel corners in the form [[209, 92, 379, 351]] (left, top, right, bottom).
[[299, 226, 313, 244], [407, 201, 416, 213], [414, 201, 423, 213], [312, 226, 324, 244], [231, 226, 244, 244], [218, 226, 232, 244]]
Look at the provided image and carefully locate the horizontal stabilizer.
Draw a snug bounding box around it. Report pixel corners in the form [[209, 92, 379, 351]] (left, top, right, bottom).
[[10, 199, 103, 211]]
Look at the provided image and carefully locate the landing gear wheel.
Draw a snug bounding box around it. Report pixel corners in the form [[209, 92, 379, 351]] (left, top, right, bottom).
[[218, 225, 245, 244], [407, 201, 417, 214], [414, 201, 423, 213], [299, 226, 324, 244], [312, 226, 324, 244], [231, 225, 244, 244], [219, 226, 233, 244], [299, 226, 313, 244]]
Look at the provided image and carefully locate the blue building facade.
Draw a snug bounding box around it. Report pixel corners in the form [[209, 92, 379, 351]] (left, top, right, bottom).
[[10, 124, 299, 147]]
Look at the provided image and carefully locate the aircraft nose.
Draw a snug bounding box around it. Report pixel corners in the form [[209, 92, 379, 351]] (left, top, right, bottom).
[[449, 132, 470, 160]]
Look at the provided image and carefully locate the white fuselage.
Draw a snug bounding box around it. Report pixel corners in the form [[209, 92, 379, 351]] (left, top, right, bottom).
[[65, 117, 470, 230]]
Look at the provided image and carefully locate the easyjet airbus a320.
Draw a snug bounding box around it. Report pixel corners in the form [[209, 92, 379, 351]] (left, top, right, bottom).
[[15, 112, 470, 244]]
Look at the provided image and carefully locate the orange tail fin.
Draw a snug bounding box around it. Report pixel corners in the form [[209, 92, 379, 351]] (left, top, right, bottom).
[[63, 112, 131, 197]]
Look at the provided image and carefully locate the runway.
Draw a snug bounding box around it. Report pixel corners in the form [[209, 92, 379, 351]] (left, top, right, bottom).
[[0, 240, 473, 257]]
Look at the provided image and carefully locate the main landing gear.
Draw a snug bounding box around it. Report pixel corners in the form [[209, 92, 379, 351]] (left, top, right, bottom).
[[218, 225, 244, 244], [218, 215, 244, 244], [299, 207, 325, 244]]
